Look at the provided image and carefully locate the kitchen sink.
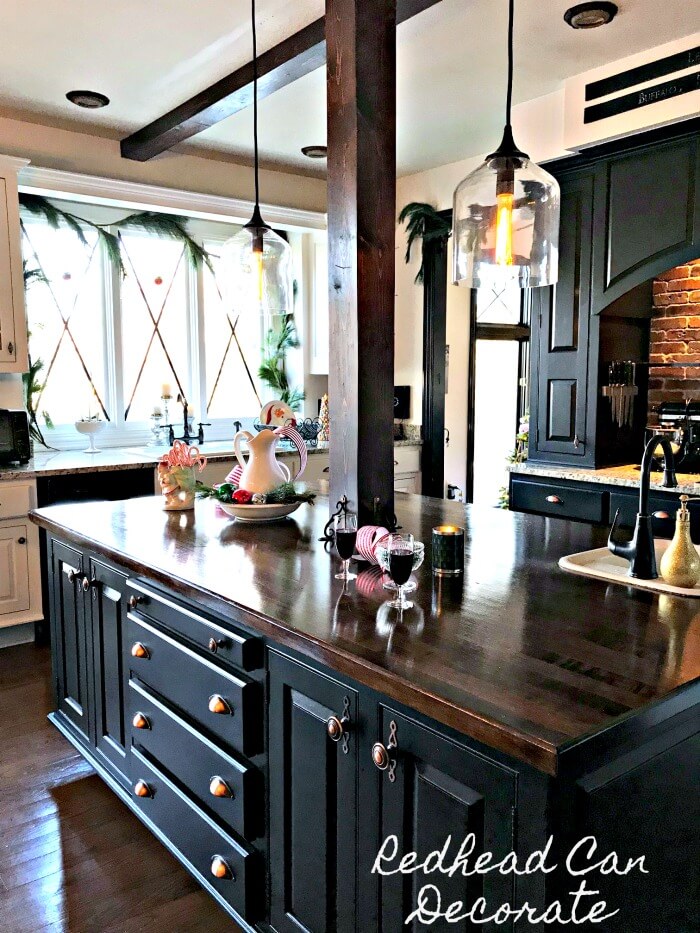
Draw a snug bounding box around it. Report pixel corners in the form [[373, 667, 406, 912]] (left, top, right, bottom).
[[559, 540, 700, 598]]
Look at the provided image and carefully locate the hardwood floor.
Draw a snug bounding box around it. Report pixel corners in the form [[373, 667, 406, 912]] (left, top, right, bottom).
[[0, 643, 241, 932]]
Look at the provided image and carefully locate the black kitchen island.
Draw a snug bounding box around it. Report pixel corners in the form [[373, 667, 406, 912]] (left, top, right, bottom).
[[30, 495, 699, 932]]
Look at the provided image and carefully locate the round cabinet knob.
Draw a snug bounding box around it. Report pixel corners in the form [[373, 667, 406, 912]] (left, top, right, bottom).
[[131, 642, 150, 660], [372, 742, 390, 771], [132, 712, 150, 730], [653, 510, 670, 519], [208, 694, 232, 715], [327, 714, 350, 743], [128, 595, 145, 610], [210, 855, 234, 880], [134, 780, 153, 798], [545, 495, 562, 504], [17, 537, 26, 545], [209, 776, 234, 799], [208, 637, 226, 654]]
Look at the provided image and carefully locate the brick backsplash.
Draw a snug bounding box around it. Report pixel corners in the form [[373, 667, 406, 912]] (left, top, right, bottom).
[[648, 260, 700, 414]]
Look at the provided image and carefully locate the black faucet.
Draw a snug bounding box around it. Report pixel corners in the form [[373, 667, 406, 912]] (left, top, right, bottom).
[[608, 434, 678, 579]]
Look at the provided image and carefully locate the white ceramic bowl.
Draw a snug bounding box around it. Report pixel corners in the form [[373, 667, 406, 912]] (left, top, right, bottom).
[[74, 419, 104, 452], [218, 501, 301, 523], [74, 420, 103, 436]]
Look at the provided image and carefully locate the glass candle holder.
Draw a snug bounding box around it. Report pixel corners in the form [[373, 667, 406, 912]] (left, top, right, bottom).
[[432, 525, 464, 576]]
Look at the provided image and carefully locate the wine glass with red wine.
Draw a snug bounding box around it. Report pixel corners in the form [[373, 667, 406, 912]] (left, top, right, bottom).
[[334, 512, 358, 581], [387, 533, 415, 611]]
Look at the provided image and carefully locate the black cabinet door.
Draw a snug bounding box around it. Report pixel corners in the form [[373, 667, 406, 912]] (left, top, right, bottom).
[[89, 558, 129, 784], [50, 538, 91, 741], [592, 135, 700, 315], [269, 651, 359, 933], [375, 708, 517, 933], [530, 172, 594, 463]]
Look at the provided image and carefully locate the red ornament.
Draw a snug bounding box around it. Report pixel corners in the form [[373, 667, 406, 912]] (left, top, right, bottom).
[[232, 489, 253, 504], [154, 276, 163, 285], [62, 272, 72, 281]]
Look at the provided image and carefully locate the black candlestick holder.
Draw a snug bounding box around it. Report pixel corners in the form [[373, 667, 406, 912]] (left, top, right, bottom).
[[320, 496, 350, 546]]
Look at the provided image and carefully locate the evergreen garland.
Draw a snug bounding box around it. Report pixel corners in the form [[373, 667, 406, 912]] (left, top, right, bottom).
[[19, 194, 214, 276]]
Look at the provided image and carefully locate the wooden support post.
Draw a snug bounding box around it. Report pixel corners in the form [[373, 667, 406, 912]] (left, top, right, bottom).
[[326, 0, 397, 524]]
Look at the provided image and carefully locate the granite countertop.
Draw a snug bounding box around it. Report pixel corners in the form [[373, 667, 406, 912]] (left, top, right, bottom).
[[0, 441, 332, 481], [0, 438, 423, 481], [508, 461, 700, 494], [30, 494, 700, 775]]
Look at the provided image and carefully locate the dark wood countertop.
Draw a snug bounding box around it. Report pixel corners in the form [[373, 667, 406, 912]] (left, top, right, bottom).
[[30, 494, 700, 775]]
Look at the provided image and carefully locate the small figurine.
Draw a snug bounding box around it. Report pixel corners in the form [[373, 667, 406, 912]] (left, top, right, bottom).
[[158, 440, 207, 511]]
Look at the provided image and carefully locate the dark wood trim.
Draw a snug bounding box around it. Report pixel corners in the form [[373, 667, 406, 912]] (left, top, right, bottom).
[[120, 0, 443, 162], [466, 290, 477, 503], [541, 115, 700, 177], [326, 0, 397, 525], [420, 208, 451, 498], [475, 323, 530, 340]]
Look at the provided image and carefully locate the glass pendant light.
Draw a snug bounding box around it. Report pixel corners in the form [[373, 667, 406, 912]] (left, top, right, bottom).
[[221, 0, 292, 321], [452, 0, 560, 289]]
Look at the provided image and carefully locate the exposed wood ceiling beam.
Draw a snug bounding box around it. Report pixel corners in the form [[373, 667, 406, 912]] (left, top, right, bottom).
[[120, 0, 443, 162]]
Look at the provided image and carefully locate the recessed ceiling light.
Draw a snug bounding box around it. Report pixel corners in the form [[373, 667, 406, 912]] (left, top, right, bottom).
[[564, 2, 618, 28], [66, 89, 110, 109], [301, 145, 327, 159]]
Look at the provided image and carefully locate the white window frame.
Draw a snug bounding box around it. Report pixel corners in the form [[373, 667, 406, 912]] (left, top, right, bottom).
[[18, 167, 326, 449]]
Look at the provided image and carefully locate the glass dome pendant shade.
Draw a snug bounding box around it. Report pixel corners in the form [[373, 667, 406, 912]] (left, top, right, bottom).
[[220, 0, 292, 320], [452, 1, 560, 289], [221, 205, 293, 320]]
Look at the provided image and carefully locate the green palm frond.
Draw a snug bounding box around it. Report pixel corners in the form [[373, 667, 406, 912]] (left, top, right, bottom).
[[258, 314, 305, 412], [398, 202, 452, 283]]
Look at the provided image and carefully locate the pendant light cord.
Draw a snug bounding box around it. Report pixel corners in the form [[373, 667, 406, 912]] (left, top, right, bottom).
[[252, 0, 260, 210], [505, 0, 514, 128]]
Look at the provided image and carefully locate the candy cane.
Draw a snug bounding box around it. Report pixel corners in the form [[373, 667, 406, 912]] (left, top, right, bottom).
[[225, 464, 243, 487], [274, 425, 307, 480]]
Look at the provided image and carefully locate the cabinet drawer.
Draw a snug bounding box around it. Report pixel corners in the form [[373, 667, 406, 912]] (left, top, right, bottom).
[[394, 445, 421, 474], [0, 481, 33, 520], [510, 476, 606, 523], [609, 492, 686, 541], [130, 747, 261, 924], [129, 680, 261, 840], [126, 616, 262, 757], [127, 580, 262, 672]]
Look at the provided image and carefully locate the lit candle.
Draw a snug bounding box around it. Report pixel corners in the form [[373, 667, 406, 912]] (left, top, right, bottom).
[[432, 525, 465, 576], [161, 382, 172, 398], [187, 404, 194, 418]]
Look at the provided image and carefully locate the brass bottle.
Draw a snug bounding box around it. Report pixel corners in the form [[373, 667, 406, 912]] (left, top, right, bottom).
[[659, 495, 700, 589]]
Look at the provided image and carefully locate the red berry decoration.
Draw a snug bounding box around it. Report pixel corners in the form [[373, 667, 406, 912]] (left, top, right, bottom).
[[232, 489, 253, 504], [62, 272, 72, 280], [154, 276, 163, 285]]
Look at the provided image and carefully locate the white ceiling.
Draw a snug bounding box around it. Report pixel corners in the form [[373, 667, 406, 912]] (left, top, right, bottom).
[[0, 0, 695, 176]]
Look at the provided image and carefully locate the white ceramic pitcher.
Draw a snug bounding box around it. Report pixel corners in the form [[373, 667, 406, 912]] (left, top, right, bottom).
[[233, 429, 291, 494]]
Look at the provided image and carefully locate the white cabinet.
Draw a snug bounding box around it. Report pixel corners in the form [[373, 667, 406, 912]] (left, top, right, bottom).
[[0, 156, 30, 373], [0, 524, 30, 615], [394, 444, 422, 494], [0, 479, 42, 627], [308, 234, 329, 375]]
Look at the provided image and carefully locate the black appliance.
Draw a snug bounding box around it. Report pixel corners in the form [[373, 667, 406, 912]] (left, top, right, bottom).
[[393, 386, 411, 420], [0, 409, 31, 465], [647, 401, 700, 473]]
